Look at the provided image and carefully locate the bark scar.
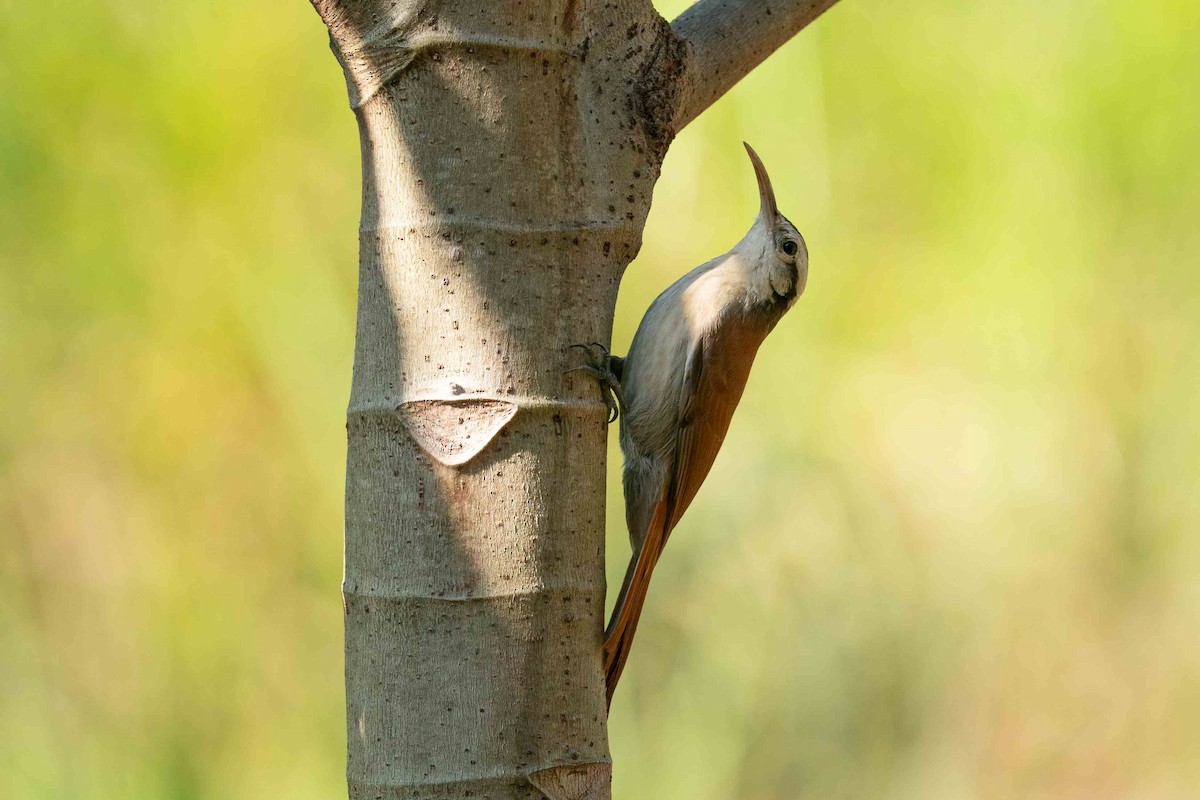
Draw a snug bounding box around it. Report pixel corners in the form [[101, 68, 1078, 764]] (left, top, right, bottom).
[[529, 762, 611, 800], [396, 397, 517, 466], [630, 16, 689, 159]]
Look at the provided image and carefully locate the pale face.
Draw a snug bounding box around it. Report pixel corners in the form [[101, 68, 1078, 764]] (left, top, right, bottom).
[[741, 143, 807, 308], [767, 215, 808, 304]]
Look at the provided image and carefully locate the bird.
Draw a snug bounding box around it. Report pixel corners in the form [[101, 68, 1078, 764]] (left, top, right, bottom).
[[571, 143, 809, 705]]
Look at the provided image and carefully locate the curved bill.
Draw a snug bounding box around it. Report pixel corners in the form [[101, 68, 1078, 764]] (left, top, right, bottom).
[[743, 142, 777, 223]]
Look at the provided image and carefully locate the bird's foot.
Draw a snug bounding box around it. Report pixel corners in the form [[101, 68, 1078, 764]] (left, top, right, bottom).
[[566, 342, 626, 424]]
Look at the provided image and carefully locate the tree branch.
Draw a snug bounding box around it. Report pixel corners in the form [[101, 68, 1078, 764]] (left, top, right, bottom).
[[671, 0, 842, 130]]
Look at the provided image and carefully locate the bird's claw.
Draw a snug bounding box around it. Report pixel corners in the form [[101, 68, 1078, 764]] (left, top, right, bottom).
[[565, 343, 625, 424], [569, 342, 609, 358]]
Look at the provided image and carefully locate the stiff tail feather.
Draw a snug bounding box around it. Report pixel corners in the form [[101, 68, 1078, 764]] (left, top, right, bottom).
[[602, 500, 669, 705]]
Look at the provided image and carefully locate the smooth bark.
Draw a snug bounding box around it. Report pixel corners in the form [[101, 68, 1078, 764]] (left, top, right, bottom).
[[305, 0, 840, 797], [672, 0, 843, 129]]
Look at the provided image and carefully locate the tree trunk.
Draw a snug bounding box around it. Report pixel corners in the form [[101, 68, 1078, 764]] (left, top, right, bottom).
[[305, 1, 839, 797]]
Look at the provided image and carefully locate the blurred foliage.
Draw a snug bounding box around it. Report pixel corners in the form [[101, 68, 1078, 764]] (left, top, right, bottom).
[[2, 0, 1198, 798]]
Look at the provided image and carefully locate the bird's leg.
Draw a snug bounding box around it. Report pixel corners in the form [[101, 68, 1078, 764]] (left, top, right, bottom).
[[566, 342, 627, 424]]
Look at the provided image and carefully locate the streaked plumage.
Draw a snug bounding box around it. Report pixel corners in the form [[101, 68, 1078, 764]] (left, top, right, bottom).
[[603, 144, 809, 702]]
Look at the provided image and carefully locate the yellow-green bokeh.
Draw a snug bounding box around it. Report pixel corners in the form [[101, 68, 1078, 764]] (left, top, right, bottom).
[[2, 1, 1198, 798]]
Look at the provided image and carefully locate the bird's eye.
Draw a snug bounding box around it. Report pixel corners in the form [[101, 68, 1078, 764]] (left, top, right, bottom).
[[781, 240, 798, 256]]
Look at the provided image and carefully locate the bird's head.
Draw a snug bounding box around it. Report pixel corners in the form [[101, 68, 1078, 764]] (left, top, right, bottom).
[[740, 142, 808, 309]]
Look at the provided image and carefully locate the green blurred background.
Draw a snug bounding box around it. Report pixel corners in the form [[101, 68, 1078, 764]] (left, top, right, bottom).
[[3, 0, 1198, 797]]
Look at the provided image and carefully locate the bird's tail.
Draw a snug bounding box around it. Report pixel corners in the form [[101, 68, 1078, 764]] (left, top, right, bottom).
[[603, 500, 669, 706]]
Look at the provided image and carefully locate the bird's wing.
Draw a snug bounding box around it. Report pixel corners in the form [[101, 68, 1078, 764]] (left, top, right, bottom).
[[664, 326, 750, 534], [603, 337, 703, 697], [663, 335, 706, 534], [605, 335, 729, 700]]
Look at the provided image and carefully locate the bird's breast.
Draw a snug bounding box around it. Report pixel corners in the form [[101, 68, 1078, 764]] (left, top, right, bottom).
[[696, 316, 773, 419]]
